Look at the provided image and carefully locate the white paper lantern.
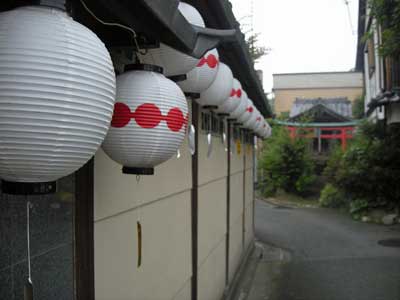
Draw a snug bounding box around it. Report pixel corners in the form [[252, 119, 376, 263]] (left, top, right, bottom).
[[237, 97, 253, 124], [230, 90, 248, 120], [252, 110, 263, 132], [102, 65, 188, 174], [0, 6, 116, 183], [138, 2, 205, 77], [243, 101, 257, 129], [178, 49, 219, 94], [216, 78, 243, 115], [198, 63, 233, 108]]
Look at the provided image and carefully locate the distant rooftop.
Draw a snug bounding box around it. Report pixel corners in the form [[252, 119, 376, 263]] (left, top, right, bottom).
[[290, 97, 352, 120], [273, 71, 363, 90]]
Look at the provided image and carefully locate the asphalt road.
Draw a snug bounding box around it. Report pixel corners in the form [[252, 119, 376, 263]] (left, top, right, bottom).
[[255, 200, 400, 300]]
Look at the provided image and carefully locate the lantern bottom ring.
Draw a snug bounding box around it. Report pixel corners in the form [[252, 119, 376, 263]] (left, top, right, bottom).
[[203, 105, 218, 110], [227, 118, 236, 122], [234, 122, 243, 126], [122, 167, 155, 176], [168, 74, 187, 83], [124, 64, 164, 74], [184, 92, 201, 100], [217, 113, 229, 117], [1, 180, 57, 195]]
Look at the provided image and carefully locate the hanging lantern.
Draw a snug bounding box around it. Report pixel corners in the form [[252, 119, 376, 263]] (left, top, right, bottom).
[[178, 49, 219, 95], [138, 2, 205, 77], [198, 63, 233, 108], [0, 6, 116, 186], [243, 101, 258, 129], [237, 97, 253, 124], [252, 110, 263, 133], [102, 65, 188, 175], [230, 90, 248, 120], [216, 78, 243, 116]]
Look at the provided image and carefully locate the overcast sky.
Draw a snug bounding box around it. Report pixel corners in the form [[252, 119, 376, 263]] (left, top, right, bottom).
[[229, 0, 359, 93]]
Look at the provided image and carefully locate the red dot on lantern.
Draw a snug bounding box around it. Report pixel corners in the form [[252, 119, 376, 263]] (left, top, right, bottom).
[[166, 108, 185, 132], [111, 102, 132, 128], [134, 103, 162, 129]]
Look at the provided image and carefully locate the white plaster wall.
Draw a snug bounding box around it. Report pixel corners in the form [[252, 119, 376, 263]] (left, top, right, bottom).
[[94, 135, 192, 300], [94, 190, 192, 300], [198, 239, 226, 300]]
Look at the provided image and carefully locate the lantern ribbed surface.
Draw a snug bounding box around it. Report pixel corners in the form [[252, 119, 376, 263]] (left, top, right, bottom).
[[198, 63, 233, 107], [243, 103, 258, 129], [0, 6, 116, 183], [216, 78, 242, 114], [102, 69, 188, 169], [251, 110, 262, 131], [138, 2, 205, 77], [178, 49, 219, 94], [230, 90, 248, 119], [237, 98, 253, 123]]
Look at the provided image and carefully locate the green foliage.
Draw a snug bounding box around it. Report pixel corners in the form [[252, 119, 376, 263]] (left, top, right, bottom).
[[323, 121, 400, 210], [245, 33, 270, 63], [369, 0, 400, 57], [259, 125, 316, 196], [349, 199, 370, 215], [319, 184, 346, 208], [352, 96, 365, 119]]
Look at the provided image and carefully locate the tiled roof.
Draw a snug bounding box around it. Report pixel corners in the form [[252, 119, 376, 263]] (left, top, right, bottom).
[[290, 97, 352, 119]]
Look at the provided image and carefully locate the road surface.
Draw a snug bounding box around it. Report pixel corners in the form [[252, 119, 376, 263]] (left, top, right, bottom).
[[254, 200, 400, 300]]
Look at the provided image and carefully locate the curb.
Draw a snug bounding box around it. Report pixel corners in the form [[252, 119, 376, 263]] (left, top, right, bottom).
[[223, 241, 257, 300]]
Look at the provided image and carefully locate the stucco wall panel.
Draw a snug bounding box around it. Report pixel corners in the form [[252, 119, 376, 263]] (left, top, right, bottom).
[[244, 202, 254, 249], [198, 179, 227, 267], [94, 141, 191, 221], [229, 217, 243, 282], [198, 238, 226, 300], [94, 190, 192, 300], [230, 172, 244, 224], [198, 132, 227, 185]]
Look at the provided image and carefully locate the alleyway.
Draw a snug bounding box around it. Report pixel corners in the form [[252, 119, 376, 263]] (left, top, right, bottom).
[[244, 200, 400, 300]]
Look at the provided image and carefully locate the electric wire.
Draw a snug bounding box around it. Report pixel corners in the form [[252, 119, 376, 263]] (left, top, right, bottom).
[[78, 0, 147, 55]]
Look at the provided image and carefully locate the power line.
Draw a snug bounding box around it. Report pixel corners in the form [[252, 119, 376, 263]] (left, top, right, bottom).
[[343, 0, 356, 35]]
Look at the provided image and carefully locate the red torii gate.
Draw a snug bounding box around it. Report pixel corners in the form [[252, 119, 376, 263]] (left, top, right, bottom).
[[287, 126, 356, 151]]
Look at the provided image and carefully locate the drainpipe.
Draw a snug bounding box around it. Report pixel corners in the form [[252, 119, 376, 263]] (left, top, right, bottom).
[[225, 120, 232, 286], [191, 102, 199, 300]]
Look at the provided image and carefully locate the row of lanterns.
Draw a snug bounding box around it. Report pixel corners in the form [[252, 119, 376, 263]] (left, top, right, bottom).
[[0, 2, 271, 186]]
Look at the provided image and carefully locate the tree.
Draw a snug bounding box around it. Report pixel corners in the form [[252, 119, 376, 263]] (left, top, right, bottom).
[[369, 0, 400, 57], [259, 125, 315, 196], [245, 33, 270, 63], [352, 95, 365, 119]]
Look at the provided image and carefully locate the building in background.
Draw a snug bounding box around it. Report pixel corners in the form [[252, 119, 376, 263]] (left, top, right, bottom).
[[276, 98, 358, 155], [272, 72, 364, 117], [356, 0, 400, 124]]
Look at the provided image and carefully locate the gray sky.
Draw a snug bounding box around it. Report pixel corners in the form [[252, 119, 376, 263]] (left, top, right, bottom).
[[229, 0, 359, 92]]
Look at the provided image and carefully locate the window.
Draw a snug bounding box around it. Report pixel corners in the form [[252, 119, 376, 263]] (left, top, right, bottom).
[[201, 111, 222, 136]]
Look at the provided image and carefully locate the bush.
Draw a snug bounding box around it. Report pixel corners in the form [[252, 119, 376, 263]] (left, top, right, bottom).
[[259, 125, 315, 196], [324, 121, 400, 211], [319, 184, 346, 208]]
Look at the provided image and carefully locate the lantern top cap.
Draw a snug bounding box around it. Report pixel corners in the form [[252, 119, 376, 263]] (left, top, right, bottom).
[[124, 64, 164, 74], [16, 0, 68, 12]]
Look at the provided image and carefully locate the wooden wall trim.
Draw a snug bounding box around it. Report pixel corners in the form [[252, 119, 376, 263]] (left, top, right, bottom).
[[75, 158, 95, 300], [191, 102, 199, 300]]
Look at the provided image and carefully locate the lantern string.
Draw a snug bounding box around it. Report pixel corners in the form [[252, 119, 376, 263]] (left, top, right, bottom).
[[79, 0, 147, 56]]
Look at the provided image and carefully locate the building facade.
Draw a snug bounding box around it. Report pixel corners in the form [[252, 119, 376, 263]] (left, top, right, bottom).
[[273, 72, 364, 116], [356, 0, 400, 124]]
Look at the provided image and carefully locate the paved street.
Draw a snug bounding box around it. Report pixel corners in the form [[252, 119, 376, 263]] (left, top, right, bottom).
[[253, 200, 400, 300]]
